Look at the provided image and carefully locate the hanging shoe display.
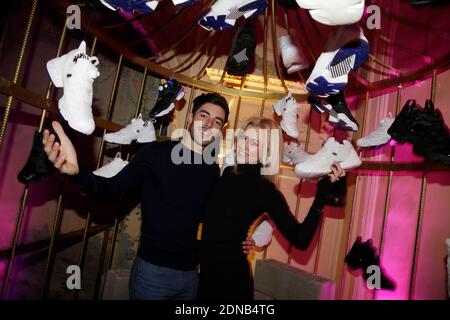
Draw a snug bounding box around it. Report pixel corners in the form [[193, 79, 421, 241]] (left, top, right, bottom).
[[386, 100, 422, 143], [104, 114, 155, 145], [94, 152, 130, 178], [149, 79, 185, 119], [345, 236, 396, 290], [225, 24, 257, 76], [357, 113, 395, 148], [17, 131, 55, 184], [308, 91, 359, 131], [99, 0, 159, 14], [273, 92, 300, 138], [46, 41, 100, 135], [279, 35, 309, 74], [198, 0, 268, 31], [294, 137, 361, 179], [283, 141, 310, 165], [305, 25, 369, 98], [295, 0, 365, 26]]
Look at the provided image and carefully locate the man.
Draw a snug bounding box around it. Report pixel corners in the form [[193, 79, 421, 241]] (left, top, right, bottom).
[[43, 93, 260, 300]]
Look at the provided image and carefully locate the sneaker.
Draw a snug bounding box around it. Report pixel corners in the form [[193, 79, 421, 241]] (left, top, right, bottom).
[[47, 41, 100, 135], [283, 141, 310, 164], [294, 137, 361, 179], [305, 25, 369, 98], [296, 0, 365, 26], [273, 92, 299, 138], [149, 79, 185, 119], [136, 121, 157, 143], [99, 0, 159, 14], [94, 153, 129, 178], [251, 220, 273, 247], [198, 0, 267, 31], [225, 24, 257, 76], [277, 0, 300, 9], [104, 114, 147, 145], [357, 113, 395, 148], [308, 91, 359, 131], [324, 175, 347, 207], [387, 100, 422, 143], [172, 0, 201, 7], [345, 236, 396, 290], [279, 35, 309, 74], [17, 131, 54, 184]]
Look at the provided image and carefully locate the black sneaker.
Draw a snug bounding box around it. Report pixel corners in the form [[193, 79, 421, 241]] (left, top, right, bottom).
[[325, 176, 347, 207], [149, 79, 185, 119], [345, 237, 396, 290], [276, 0, 300, 9], [308, 91, 358, 131], [327, 91, 359, 131], [17, 131, 54, 184], [387, 99, 423, 143], [225, 24, 256, 76]]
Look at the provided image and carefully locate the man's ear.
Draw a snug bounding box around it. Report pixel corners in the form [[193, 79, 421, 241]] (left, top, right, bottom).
[[187, 112, 194, 126]]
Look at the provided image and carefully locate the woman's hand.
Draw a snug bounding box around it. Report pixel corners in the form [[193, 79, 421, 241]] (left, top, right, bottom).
[[242, 237, 256, 255], [328, 161, 346, 182]]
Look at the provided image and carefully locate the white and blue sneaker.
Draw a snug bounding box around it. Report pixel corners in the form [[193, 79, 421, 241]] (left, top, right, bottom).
[[296, 0, 365, 26], [198, 0, 268, 31], [99, 0, 159, 14], [305, 25, 369, 98]]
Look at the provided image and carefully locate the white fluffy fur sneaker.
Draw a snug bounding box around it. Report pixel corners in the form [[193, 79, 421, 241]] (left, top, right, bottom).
[[47, 41, 100, 135]]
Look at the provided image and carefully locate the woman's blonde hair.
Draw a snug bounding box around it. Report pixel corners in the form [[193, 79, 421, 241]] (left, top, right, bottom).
[[232, 117, 283, 182]]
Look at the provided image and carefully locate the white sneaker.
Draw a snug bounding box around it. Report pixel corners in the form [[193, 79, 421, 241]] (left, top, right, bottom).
[[47, 41, 100, 135], [296, 0, 365, 26], [294, 137, 361, 179], [357, 113, 395, 148], [283, 141, 310, 164], [94, 152, 129, 178], [104, 114, 146, 145], [172, 0, 200, 7], [305, 25, 369, 98], [198, 0, 268, 31], [136, 121, 157, 143], [279, 35, 309, 74], [273, 92, 299, 138], [251, 220, 273, 247]]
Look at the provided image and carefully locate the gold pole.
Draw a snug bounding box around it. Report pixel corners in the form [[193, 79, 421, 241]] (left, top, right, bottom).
[[0, 188, 29, 298], [408, 70, 436, 299], [39, 178, 66, 299], [184, 86, 196, 130], [270, 0, 288, 93], [233, 76, 247, 131], [0, 0, 38, 148]]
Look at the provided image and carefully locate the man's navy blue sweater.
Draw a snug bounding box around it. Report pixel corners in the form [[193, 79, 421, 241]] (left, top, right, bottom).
[[72, 140, 220, 271]]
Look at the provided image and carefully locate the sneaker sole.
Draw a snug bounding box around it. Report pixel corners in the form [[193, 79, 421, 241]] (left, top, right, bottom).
[[99, 0, 118, 11], [357, 135, 391, 148]]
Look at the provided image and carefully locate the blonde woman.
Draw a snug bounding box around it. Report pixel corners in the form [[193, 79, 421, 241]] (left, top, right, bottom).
[[198, 117, 345, 300]]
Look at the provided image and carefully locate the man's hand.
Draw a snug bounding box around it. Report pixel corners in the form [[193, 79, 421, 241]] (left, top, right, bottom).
[[43, 121, 79, 176], [242, 237, 256, 255], [328, 161, 346, 182]]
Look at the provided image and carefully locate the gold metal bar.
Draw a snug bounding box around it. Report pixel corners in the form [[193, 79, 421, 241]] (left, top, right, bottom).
[[259, 8, 269, 119], [173, 32, 212, 73], [408, 70, 436, 299], [96, 54, 123, 169], [184, 86, 197, 130], [0, 188, 29, 298], [135, 67, 148, 118], [93, 229, 111, 299], [195, 32, 225, 79], [233, 76, 247, 131], [270, 0, 288, 93], [40, 178, 66, 299], [0, 0, 38, 148]]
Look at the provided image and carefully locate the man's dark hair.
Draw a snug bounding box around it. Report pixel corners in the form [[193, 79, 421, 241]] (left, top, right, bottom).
[[192, 93, 229, 125]]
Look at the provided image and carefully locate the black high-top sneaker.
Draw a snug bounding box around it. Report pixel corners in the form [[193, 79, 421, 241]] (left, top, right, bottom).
[[17, 131, 54, 184], [327, 91, 359, 132], [387, 99, 422, 143], [345, 237, 396, 290], [225, 24, 257, 76], [411, 100, 450, 163], [149, 79, 185, 120]]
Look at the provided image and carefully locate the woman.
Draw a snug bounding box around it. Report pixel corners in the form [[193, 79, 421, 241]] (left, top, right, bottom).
[[198, 117, 345, 300]]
